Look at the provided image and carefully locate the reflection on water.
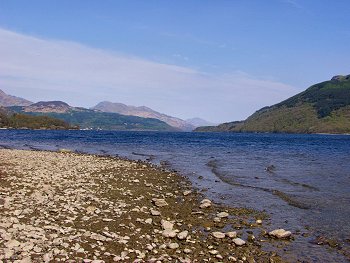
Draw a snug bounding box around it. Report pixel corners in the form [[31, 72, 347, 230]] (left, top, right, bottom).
[[0, 130, 349, 262]]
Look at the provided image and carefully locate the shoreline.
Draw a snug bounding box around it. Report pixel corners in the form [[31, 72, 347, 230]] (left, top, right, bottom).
[[0, 148, 290, 262]]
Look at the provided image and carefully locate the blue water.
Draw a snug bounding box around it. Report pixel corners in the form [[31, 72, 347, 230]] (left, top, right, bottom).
[[1, 130, 350, 262]]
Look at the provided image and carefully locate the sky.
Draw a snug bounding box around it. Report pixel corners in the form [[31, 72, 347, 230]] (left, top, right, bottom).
[[0, 0, 349, 123]]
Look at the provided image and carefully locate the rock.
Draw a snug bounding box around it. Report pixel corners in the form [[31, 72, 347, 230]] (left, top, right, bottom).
[[183, 248, 192, 254], [183, 190, 192, 196], [145, 218, 153, 224], [168, 242, 179, 249], [212, 232, 225, 239], [232, 238, 246, 246], [161, 220, 174, 230], [86, 206, 97, 214], [213, 217, 221, 222], [256, 219, 262, 224], [269, 229, 292, 239], [177, 230, 188, 240], [58, 148, 72, 153], [150, 209, 161, 216], [43, 252, 53, 262], [19, 257, 32, 263], [162, 229, 177, 238], [5, 239, 21, 248], [226, 231, 237, 238], [209, 250, 218, 255], [199, 199, 212, 209], [217, 212, 229, 218], [152, 198, 168, 207]]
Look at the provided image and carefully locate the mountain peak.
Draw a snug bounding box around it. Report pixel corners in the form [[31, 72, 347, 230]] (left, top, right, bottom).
[[93, 101, 194, 131], [0, 89, 33, 107], [331, 74, 350, 82], [25, 101, 72, 113]]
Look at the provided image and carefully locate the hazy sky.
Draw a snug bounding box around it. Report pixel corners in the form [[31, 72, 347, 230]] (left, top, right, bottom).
[[0, 1, 349, 123]]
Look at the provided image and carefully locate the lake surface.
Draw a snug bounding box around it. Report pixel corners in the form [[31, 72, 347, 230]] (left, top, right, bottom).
[[1, 130, 349, 262]]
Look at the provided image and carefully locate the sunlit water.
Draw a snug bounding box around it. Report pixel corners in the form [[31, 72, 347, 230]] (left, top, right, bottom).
[[1, 130, 349, 262]]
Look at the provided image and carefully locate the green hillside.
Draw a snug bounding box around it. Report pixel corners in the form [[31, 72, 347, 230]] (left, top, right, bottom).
[[0, 108, 72, 130], [8, 107, 176, 131], [195, 75, 350, 134]]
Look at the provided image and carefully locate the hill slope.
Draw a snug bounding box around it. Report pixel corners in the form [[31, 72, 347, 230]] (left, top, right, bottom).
[[93, 101, 194, 131], [0, 107, 72, 130], [9, 101, 176, 131], [195, 75, 350, 134], [0, 89, 33, 107]]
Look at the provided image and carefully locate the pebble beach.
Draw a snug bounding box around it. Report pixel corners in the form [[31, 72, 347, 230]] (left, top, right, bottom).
[[0, 149, 291, 262]]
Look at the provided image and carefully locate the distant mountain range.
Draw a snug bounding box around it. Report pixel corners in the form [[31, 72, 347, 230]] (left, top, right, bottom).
[[195, 75, 350, 134], [8, 101, 175, 131], [0, 89, 212, 131], [92, 101, 194, 131], [185, 117, 217, 128]]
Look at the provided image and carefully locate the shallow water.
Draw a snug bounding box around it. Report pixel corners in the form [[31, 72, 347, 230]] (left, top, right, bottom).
[[0, 130, 349, 262]]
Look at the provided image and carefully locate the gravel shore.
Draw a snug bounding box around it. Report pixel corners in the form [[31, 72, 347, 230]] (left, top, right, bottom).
[[0, 149, 287, 262]]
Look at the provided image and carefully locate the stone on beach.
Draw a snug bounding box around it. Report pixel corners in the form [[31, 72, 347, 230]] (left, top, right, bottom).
[[162, 229, 177, 238], [212, 231, 225, 239], [217, 211, 229, 218], [161, 220, 174, 230], [183, 190, 192, 196], [5, 239, 21, 248], [226, 231, 237, 238], [168, 242, 179, 249], [177, 230, 189, 240], [232, 238, 246, 246], [199, 199, 212, 209], [152, 198, 168, 207], [269, 229, 292, 239], [150, 209, 161, 216]]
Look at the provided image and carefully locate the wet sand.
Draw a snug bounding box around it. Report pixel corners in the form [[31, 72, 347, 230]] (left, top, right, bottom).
[[0, 149, 290, 262]]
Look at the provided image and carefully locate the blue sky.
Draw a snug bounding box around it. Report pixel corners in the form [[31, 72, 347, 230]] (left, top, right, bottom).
[[0, 0, 349, 122]]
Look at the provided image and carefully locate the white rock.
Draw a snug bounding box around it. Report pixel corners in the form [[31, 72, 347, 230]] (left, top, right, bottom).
[[183, 190, 192, 196], [269, 229, 292, 239], [232, 238, 246, 246], [177, 230, 188, 240], [5, 239, 21, 248], [19, 257, 32, 263], [226, 231, 237, 238], [150, 209, 161, 216], [209, 250, 218, 255], [152, 198, 168, 207], [145, 218, 153, 224], [199, 199, 212, 208], [161, 220, 174, 230], [212, 232, 225, 239], [217, 212, 229, 218], [162, 229, 177, 238], [256, 219, 262, 224], [183, 248, 192, 254], [168, 242, 179, 249]]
